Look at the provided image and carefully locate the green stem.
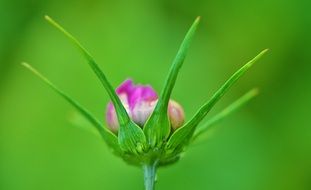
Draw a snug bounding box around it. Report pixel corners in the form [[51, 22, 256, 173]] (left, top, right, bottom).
[[143, 161, 158, 190]]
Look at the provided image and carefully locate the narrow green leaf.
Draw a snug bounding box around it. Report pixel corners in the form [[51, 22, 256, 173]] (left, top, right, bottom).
[[166, 49, 268, 151], [44, 15, 129, 126], [44, 16, 146, 153], [192, 88, 259, 141], [22, 62, 122, 155], [144, 16, 201, 147]]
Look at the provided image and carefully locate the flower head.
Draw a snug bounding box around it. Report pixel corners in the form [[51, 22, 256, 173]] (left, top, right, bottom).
[[106, 79, 185, 133]]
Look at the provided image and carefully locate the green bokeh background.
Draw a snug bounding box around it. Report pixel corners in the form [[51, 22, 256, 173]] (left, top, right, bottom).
[[1, 0, 310, 190]]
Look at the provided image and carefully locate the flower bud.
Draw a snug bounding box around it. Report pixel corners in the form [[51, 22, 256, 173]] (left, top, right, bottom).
[[168, 100, 185, 130], [105, 79, 185, 133]]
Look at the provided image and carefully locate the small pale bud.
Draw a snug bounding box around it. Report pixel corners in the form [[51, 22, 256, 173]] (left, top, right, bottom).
[[168, 100, 185, 130]]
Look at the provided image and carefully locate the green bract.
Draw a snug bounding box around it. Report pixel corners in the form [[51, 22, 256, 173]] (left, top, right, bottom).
[[23, 16, 267, 190]]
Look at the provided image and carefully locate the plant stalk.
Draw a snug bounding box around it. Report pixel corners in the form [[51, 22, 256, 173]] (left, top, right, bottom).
[[143, 161, 158, 190]]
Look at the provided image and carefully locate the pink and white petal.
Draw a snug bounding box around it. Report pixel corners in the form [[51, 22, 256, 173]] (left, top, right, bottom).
[[132, 100, 157, 126]]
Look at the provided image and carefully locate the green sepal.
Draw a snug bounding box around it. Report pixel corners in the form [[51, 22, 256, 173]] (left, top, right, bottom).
[[192, 88, 259, 142], [22, 62, 122, 155], [44, 16, 147, 154], [143, 16, 201, 148], [166, 49, 268, 152], [118, 121, 147, 154]]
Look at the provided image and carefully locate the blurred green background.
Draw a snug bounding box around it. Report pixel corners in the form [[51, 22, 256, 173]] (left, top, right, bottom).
[[1, 0, 310, 189]]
